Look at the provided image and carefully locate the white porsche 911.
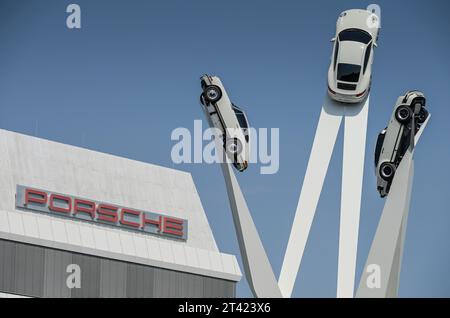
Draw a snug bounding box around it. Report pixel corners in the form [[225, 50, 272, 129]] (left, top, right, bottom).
[[327, 9, 380, 103], [374, 91, 428, 197], [199, 74, 250, 172]]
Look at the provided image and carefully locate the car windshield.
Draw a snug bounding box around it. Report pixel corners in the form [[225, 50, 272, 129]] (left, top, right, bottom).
[[337, 63, 361, 82], [232, 104, 249, 129], [338, 28, 372, 44]]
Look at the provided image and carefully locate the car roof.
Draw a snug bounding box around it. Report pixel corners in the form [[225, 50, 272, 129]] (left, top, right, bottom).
[[338, 41, 366, 65]]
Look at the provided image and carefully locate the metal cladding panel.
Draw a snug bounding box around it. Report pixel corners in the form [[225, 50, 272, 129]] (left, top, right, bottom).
[[153, 267, 170, 297], [0, 129, 241, 282], [72, 253, 101, 298], [126, 263, 138, 297], [0, 239, 236, 298], [43, 249, 72, 298], [1, 242, 43, 297], [0, 240, 15, 292], [100, 259, 127, 298]]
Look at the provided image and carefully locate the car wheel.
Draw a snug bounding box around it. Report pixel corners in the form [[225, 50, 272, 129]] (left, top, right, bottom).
[[395, 105, 412, 123], [417, 108, 429, 124], [379, 162, 396, 181], [225, 138, 243, 157], [203, 85, 222, 103]]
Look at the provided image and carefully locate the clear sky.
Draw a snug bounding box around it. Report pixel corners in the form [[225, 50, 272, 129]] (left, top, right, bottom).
[[1, 0, 449, 297]]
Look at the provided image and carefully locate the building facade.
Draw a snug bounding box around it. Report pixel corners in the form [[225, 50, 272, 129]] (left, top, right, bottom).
[[0, 129, 241, 297]]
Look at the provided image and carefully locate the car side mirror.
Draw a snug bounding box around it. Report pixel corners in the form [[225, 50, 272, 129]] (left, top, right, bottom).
[[373, 42, 378, 48], [330, 37, 336, 42]]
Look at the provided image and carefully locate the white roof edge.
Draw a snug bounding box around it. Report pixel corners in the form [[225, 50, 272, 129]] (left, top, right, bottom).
[[0, 231, 242, 282], [0, 128, 192, 178]]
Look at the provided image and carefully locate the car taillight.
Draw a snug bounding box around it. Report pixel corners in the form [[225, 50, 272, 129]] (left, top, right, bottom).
[[328, 86, 336, 95], [356, 89, 366, 97]]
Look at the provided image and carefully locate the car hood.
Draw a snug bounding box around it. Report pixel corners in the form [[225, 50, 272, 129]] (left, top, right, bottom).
[[338, 41, 365, 65]]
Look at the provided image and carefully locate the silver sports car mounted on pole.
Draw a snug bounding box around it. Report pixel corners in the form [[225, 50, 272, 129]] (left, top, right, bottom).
[[327, 9, 380, 104], [375, 90, 429, 197], [200, 74, 250, 172]]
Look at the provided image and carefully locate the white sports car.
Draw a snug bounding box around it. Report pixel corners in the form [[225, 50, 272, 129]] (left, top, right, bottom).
[[374, 91, 428, 197], [327, 9, 380, 103], [199, 75, 250, 172]]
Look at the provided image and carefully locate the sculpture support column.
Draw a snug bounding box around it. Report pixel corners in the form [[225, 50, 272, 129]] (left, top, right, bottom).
[[337, 100, 369, 298], [220, 162, 282, 298], [356, 115, 430, 298], [279, 96, 369, 298]]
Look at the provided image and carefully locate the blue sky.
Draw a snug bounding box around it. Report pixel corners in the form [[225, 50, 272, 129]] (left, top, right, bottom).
[[1, 0, 449, 297]]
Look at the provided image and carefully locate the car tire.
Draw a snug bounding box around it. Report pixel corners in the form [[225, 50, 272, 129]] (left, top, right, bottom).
[[225, 138, 243, 157], [395, 105, 412, 123], [417, 107, 429, 124], [379, 162, 396, 181], [203, 85, 222, 103]]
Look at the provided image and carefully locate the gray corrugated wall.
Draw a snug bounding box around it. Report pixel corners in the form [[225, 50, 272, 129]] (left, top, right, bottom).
[[0, 239, 236, 298]]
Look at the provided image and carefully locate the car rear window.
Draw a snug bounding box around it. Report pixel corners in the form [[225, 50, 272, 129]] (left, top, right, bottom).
[[337, 63, 361, 82], [339, 28, 372, 44]]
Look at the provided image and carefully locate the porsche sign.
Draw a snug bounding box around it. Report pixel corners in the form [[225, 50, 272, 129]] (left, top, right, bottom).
[[15, 185, 188, 240]]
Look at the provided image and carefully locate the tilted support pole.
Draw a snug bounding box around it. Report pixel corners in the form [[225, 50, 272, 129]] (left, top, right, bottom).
[[356, 115, 430, 298], [279, 95, 369, 298], [220, 162, 282, 297], [200, 107, 282, 298]]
